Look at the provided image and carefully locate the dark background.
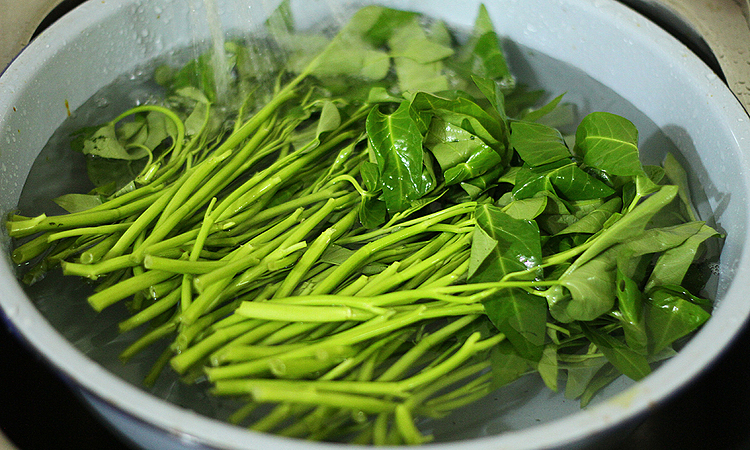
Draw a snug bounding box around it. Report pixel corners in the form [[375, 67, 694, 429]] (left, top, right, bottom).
[[4, 309, 750, 449], [2, 0, 750, 449]]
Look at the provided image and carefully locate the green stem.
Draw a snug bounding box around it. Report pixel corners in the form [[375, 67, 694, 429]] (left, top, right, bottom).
[[310, 202, 476, 295], [6, 189, 163, 238], [88, 270, 175, 311], [61, 255, 137, 279], [119, 288, 181, 332]]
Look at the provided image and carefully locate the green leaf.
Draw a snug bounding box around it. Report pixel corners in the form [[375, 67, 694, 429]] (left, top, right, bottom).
[[472, 75, 509, 121], [360, 161, 381, 192], [511, 160, 567, 200], [554, 254, 617, 322], [81, 123, 150, 161], [510, 121, 570, 167], [566, 185, 678, 273], [581, 324, 651, 381], [168, 49, 232, 102], [512, 158, 615, 202], [520, 93, 566, 123], [645, 287, 711, 354], [663, 152, 698, 222], [360, 195, 387, 229], [140, 111, 174, 152], [490, 340, 532, 389], [537, 344, 559, 392], [298, 100, 342, 152], [483, 288, 547, 361], [617, 221, 707, 263], [307, 6, 392, 80], [469, 205, 546, 359], [425, 117, 503, 183], [85, 155, 147, 190], [410, 91, 508, 158], [645, 223, 720, 290], [458, 165, 506, 200], [184, 98, 210, 137], [367, 87, 404, 104], [53, 193, 104, 213], [265, 0, 293, 35], [556, 197, 622, 235], [579, 364, 621, 407], [616, 267, 642, 325], [574, 112, 645, 178], [469, 204, 543, 282], [366, 101, 428, 214], [388, 18, 455, 64], [614, 267, 648, 353], [362, 7, 419, 46], [563, 356, 608, 400], [502, 195, 548, 220], [456, 5, 512, 82], [548, 163, 616, 201]]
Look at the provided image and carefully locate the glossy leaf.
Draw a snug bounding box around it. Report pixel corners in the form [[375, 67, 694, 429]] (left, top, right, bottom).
[[470, 205, 546, 359], [645, 223, 720, 291], [502, 195, 548, 221], [511, 160, 567, 200], [457, 4, 512, 82], [472, 75, 509, 121], [425, 117, 503, 184], [645, 287, 711, 354], [510, 121, 570, 167], [366, 101, 428, 214], [360, 195, 387, 229], [663, 152, 698, 221], [485, 288, 547, 361], [521, 93, 566, 123], [548, 163, 616, 201], [574, 111, 645, 178], [469, 204, 542, 282], [615, 267, 648, 353], [581, 324, 651, 381], [566, 185, 678, 273], [555, 254, 617, 322], [411, 91, 508, 156], [556, 198, 622, 235]]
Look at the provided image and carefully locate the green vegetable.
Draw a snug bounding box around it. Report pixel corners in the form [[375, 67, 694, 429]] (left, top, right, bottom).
[[7, 2, 720, 445]]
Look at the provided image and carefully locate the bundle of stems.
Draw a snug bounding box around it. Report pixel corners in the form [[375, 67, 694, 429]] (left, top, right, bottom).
[[7, 71, 524, 445]]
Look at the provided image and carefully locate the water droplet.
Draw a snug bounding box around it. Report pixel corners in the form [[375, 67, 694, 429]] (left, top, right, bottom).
[[94, 97, 110, 108]]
